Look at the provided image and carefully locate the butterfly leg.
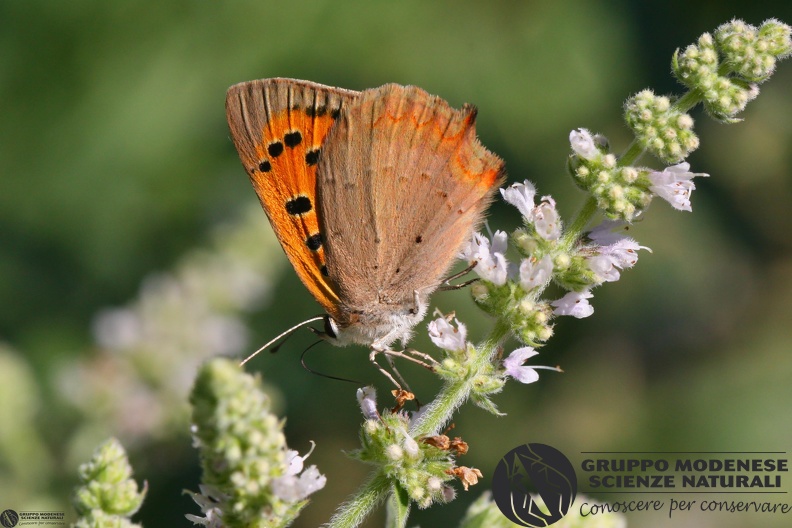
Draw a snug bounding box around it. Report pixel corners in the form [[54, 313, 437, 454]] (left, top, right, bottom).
[[404, 347, 440, 366], [384, 354, 413, 393], [369, 337, 435, 389], [369, 348, 404, 389], [437, 261, 479, 291]]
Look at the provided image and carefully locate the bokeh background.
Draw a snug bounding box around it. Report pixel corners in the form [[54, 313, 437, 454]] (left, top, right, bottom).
[[2, 1, 792, 527]]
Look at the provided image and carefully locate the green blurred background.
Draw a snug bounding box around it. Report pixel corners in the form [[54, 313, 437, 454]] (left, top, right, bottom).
[[2, 1, 792, 527]]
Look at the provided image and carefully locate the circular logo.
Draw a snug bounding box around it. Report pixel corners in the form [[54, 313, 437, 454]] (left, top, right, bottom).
[[0, 510, 19, 528], [491, 443, 577, 527]]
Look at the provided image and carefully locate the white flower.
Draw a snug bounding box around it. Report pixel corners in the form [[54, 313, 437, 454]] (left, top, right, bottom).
[[271, 444, 326, 502], [648, 162, 708, 212], [588, 255, 621, 283], [459, 231, 509, 285], [551, 291, 595, 318], [185, 485, 227, 528], [356, 386, 378, 420], [570, 128, 600, 160], [284, 449, 305, 476], [519, 255, 553, 292], [428, 316, 467, 352], [500, 180, 537, 219], [587, 221, 651, 283], [491, 229, 508, 255], [532, 196, 561, 240], [500, 181, 561, 240], [597, 236, 648, 268], [271, 465, 326, 502], [503, 347, 560, 384]]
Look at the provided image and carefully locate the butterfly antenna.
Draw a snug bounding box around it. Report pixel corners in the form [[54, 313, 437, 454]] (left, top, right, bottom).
[[240, 316, 325, 366], [301, 341, 362, 385]]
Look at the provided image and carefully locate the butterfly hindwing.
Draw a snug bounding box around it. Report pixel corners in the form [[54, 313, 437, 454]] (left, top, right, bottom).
[[225, 78, 360, 317], [317, 84, 505, 324]]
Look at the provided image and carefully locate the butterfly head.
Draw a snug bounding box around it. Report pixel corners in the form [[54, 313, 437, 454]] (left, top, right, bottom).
[[316, 296, 430, 350]]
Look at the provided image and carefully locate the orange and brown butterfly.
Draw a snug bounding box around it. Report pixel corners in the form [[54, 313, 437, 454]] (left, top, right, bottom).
[[225, 78, 504, 354]]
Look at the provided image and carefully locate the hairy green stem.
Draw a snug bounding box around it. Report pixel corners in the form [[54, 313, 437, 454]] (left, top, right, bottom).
[[410, 319, 511, 438], [674, 89, 703, 113], [385, 484, 410, 528], [560, 197, 598, 251], [618, 139, 645, 167], [327, 472, 391, 528]]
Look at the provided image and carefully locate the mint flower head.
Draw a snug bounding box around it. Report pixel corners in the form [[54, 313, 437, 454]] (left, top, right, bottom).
[[187, 359, 325, 528], [716, 19, 792, 82], [624, 90, 699, 163], [351, 391, 460, 509], [72, 438, 146, 528]]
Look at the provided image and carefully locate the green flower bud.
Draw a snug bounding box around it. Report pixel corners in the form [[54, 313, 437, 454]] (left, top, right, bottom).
[[624, 90, 699, 163], [72, 438, 146, 528], [716, 19, 792, 82]]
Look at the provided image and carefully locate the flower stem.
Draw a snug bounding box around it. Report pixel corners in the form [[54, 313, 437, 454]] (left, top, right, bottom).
[[673, 89, 703, 113], [560, 197, 598, 251], [327, 472, 391, 528], [410, 319, 511, 438], [618, 139, 645, 167]]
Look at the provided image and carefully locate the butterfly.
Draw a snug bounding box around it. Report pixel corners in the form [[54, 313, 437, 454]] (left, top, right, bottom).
[[225, 78, 504, 370]]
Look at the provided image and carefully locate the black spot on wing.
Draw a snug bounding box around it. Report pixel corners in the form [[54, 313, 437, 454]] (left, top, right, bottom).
[[268, 141, 284, 157], [306, 233, 323, 251], [284, 131, 302, 147], [285, 196, 312, 216]]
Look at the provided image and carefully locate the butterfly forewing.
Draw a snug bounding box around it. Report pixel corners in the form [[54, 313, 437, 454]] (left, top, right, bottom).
[[225, 78, 360, 317], [317, 84, 505, 326]]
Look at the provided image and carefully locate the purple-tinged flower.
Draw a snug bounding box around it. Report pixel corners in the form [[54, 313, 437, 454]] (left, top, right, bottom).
[[586, 221, 651, 283], [503, 347, 561, 384], [356, 386, 378, 420], [551, 291, 595, 318]]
